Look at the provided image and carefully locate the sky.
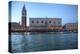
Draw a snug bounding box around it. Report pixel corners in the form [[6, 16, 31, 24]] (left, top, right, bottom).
[[9, 1, 78, 26]]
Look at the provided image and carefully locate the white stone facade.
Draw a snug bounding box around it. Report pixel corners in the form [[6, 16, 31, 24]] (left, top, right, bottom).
[[65, 23, 78, 31], [29, 18, 62, 27]]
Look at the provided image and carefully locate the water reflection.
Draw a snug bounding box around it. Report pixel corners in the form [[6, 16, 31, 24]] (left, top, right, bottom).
[[10, 32, 78, 53]]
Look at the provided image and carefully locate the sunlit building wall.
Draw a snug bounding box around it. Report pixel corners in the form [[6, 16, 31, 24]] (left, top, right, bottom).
[[29, 18, 62, 31], [64, 23, 78, 32]]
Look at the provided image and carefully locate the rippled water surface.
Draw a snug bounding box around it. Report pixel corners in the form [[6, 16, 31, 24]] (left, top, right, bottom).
[[9, 32, 78, 53]]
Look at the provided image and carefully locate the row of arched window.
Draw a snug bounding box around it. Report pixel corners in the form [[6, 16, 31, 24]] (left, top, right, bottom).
[[31, 21, 61, 24]]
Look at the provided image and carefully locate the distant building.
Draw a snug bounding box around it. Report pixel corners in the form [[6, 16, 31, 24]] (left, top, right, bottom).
[[29, 18, 62, 27], [29, 18, 63, 32], [64, 23, 78, 32], [9, 5, 27, 32], [9, 4, 78, 32], [21, 5, 27, 27], [11, 22, 20, 29]]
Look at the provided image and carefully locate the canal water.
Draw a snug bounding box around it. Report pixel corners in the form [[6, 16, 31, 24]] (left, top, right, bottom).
[[9, 32, 78, 53]]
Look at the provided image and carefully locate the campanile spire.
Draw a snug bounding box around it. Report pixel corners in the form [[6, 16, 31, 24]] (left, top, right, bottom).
[[21, 4, 27, 27]]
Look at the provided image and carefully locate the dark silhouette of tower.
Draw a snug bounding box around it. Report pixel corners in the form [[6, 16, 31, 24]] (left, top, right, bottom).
[[22, 5, 27, 28]]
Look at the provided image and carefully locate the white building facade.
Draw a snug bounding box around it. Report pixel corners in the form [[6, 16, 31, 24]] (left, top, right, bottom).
[[29, 18, 62, 31], [64, 23, 78, 32], [29, 18, 62, 27]]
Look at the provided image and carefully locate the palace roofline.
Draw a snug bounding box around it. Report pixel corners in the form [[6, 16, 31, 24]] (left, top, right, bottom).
[[29, 17, 62, 19]]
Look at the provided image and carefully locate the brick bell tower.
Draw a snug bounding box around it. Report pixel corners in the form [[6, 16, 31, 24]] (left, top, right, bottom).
[[22, 5, 27, 28]]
